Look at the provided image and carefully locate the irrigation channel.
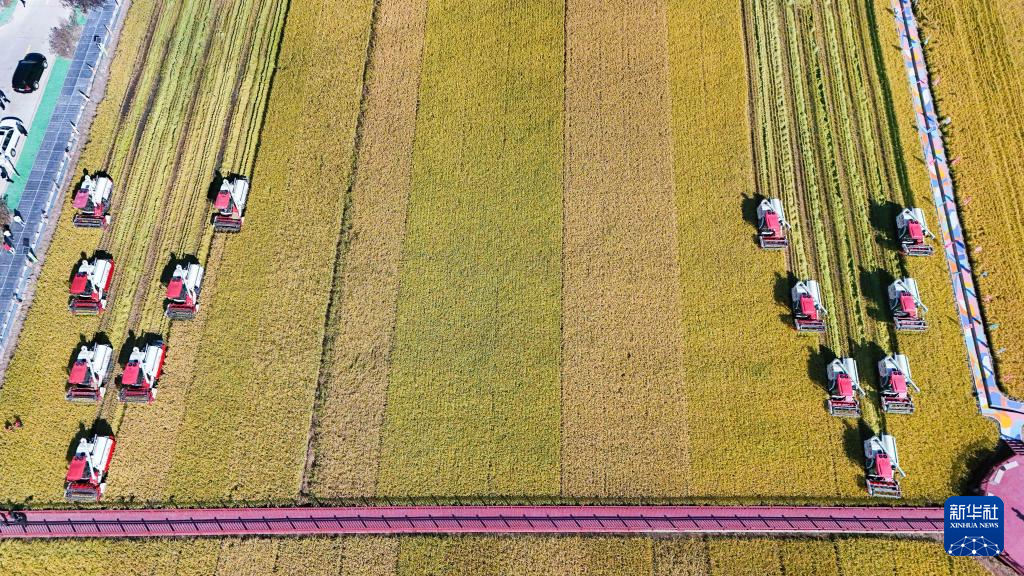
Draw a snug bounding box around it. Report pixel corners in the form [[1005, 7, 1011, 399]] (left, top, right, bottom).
[[0, 506, 945, 538], [891, 0, 1024, 445]]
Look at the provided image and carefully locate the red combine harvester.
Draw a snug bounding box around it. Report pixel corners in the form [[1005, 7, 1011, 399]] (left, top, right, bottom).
[[863, 434, 905, 498], [119, 340, 166, 403], [71, 174, 113, 228], [888, 278, 927, 331], [896, 207, 934, 256], [165, 263, 204, 320], [826, 357, 864, 417], [211, 175, 249, 232], [792, 280, 826, 333], [65, 434, 116, 502], [757, 198, 790, 249], [66, 342, 114, 402], [68, 256, 114, 315], [878, 354, 920, 414]]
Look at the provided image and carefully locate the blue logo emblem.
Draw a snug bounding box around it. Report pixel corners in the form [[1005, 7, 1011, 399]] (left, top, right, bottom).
[[944, 496, 1004, 557]]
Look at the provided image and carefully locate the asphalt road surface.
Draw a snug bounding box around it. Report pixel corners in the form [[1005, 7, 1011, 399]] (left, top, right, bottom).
[[0, 0, 71, 193]]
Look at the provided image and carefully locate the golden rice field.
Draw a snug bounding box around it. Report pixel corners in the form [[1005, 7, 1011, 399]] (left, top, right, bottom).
[[0, 0, 1010, 522], [0, 535, 986, 575]]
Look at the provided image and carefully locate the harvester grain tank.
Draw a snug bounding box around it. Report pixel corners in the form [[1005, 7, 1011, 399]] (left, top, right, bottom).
[[71, 174, 113, 228], [118, 340, 165, 403], [211, 175, 249, 232], [896, 207, 934, 256], [757, 198, 790, 249], [878, 354, 920, 414], [68, 256, 114, 314], [888, 278, 928, 331], [65, 434, 116, 502], [66, 342, 114, 402], [826, 357, 864, 417], [863, 434, 905, 498], [792, 280, 826, 333], [165, 263, 204, 320]]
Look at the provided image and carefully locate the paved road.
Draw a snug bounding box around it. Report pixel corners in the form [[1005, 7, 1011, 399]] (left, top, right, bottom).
[[0, 0, 71, 193], [0, 505, 946, 537]]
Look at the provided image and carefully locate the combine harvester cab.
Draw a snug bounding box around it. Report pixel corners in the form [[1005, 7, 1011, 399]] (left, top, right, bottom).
[[118, 340, 166, 403], [896, 207, 934, 256], [757, 198, 790, 250], [65, 434, 116, 502], [66, 342, 114, 402], [878, 354, 920, 414], [826, 357, 864, 417], [68, 256, 114, 315], [863, 434, 905, 498], [888, 278, 928, 331], [791, 280, 826, 333], [165, 263, 204, 320], [211, 175, 249, 232], [71, 174, 113, 228]]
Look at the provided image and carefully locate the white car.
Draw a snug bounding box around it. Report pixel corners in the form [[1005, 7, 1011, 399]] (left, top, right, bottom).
[[0, 117, 28, 180]]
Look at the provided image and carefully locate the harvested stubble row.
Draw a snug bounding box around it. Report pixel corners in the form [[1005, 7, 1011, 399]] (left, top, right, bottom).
[[0, 536, 986, 575], [908, 0, 1024, 400], [376, 0, 564, 496]]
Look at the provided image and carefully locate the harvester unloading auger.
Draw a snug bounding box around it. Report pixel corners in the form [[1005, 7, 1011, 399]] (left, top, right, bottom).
[[757, 198, 790, 249], [211, 175, 249, 232], [165, 262, 204, 320], [878, 354, 921, 414], [65, 341, 114, 403], [71, 173, 113, 228], [68, 255, 114, 315], [118, 339, 166, 403], [888, 278, 928, 331], [896, 207, 934, 257], [864, 434, 906, 498], [825, 357, 864, 418], [791, 280, 826, 333], [65, 433, 116, 502]]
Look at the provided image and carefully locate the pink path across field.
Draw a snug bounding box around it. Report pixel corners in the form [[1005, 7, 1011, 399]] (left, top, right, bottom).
[[0, 505, 943, 538]]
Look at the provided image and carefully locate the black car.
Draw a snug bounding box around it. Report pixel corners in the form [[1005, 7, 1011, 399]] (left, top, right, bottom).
[[12, 53, 47, 94]]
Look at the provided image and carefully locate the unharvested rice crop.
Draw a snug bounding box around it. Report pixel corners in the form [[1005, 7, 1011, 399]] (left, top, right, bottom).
[[0, 536, 984, 575], [376, 0, 564, 497], [163, 0, 374, 500], [561, 0, 689, 498], [671, 0, 861, 499], [908, 0, 1024, 400], [305, 0, 430, 498]]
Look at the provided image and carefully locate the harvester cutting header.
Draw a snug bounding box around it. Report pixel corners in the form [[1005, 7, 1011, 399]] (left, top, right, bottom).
[[66, 341, 114, 403], [165, 262, 204, 320], [757, 198, 790, 249], [71, 173, 113, 228], [896, 207, 934, 256], [791, 280, 826, 333], [65, 434, 115, 502], [68, 255, 114, 315], [211, 175, 249, 232], [118, 339, 166, 404]]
